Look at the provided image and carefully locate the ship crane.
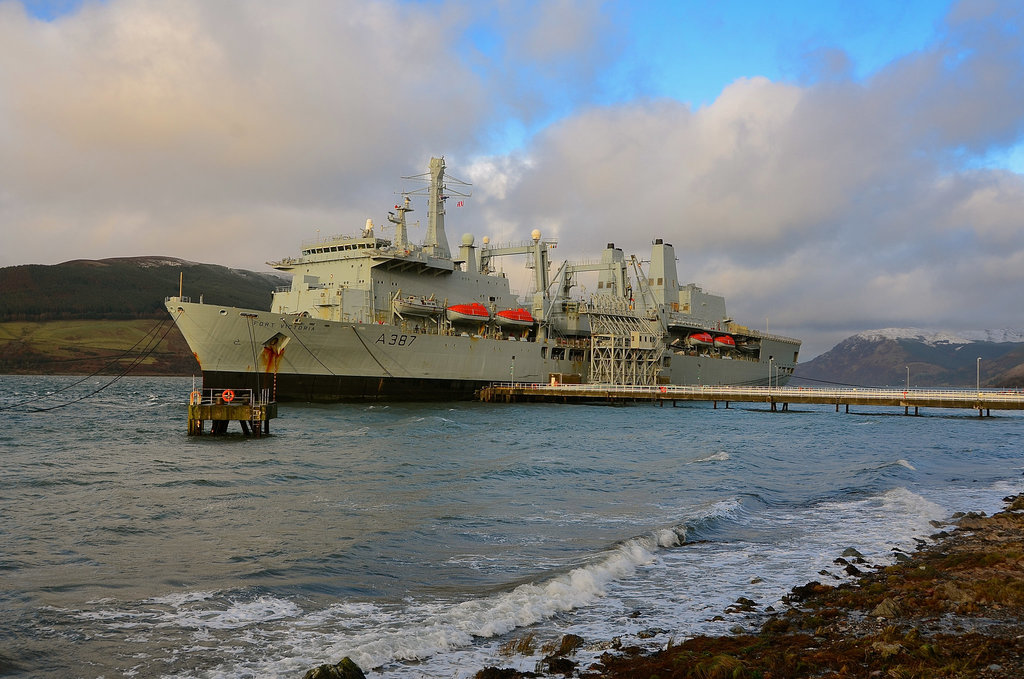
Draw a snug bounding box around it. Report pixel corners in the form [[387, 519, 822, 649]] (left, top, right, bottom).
[[550, 258, 629, 307], [629, 255, 659, 316], [478, 230, 557, 322]]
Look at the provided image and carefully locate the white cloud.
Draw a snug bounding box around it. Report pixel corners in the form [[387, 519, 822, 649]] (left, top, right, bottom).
[[1, 0, 1022, 358]]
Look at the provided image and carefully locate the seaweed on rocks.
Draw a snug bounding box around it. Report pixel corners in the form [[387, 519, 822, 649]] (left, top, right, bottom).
[[575, 495, 1024, 678]]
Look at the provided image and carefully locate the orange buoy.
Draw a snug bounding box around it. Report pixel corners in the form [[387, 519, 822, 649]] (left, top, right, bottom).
[[221, 389, 235, 403]]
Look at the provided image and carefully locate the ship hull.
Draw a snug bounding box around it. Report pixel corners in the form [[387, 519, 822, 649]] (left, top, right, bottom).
[[200, 370, 489, 401], [167, 300, 797, 402]]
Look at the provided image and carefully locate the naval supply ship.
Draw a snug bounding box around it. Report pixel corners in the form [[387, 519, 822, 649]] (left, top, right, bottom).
[[166, 157, 801, 401]]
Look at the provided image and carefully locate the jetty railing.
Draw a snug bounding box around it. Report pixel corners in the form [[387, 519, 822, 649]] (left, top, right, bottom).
[[188, 387, 273, 407], [187, 387, 277, 435], [477, 382, 1024, 415]]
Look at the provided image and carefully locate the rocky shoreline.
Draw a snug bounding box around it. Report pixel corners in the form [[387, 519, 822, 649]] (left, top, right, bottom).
[[306, 495, 1024, 679]]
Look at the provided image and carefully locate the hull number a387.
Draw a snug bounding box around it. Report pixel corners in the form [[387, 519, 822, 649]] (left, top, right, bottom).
[[376, 333, 417, 347]]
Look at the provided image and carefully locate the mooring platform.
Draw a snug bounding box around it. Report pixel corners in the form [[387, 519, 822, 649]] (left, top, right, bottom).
[[187, 388, 278, 436], [477, 383, 1024, 416]]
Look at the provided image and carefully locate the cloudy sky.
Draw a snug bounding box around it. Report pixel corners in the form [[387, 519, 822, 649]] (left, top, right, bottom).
[[2, 0, 1022, 357]]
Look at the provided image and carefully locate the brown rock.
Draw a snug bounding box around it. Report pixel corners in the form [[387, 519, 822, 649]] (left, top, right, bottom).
[[869, 597, 902, 618], [302, 657, 366, 679]]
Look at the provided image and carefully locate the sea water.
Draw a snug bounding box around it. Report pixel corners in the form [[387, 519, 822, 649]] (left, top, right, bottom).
[[1, 375, 1021, 678]]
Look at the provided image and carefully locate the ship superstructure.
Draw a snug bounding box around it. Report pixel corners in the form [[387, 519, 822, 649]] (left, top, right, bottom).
[[166, 157, 800, 401]]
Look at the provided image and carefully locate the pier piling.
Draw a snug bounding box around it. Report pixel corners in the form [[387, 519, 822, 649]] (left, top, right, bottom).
[[187, 388, 277, 436]]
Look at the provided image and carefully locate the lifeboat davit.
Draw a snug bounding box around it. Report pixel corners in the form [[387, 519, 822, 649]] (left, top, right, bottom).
[[446, 302, 491, 323], [687, 332, 714, 347], [714, 335, 736, 350], [494, 308, 535, 328]]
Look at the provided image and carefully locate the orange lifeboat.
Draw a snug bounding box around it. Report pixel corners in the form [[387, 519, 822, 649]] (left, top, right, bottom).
[[687, 332, 714, 347], [494, 308, 535, 328], [714, 335, 736, 350], [446, 302, 491, 323]]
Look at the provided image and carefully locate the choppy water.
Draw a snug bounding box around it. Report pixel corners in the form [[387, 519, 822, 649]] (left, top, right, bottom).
[[1, 375, 1021, 678]]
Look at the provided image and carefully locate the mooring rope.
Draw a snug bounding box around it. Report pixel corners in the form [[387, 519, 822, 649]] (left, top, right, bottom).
[[278, 317, 338, 376], [1, 317, 179, 413]]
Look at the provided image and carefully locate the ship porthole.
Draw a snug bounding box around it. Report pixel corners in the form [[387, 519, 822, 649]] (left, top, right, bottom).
[[219, 309, 227, 315]]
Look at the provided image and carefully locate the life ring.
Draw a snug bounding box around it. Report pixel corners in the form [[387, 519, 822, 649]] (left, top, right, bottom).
[[221, 389, 235, 403], [660, 386, 668, 393], [189, 390, 202, 405]]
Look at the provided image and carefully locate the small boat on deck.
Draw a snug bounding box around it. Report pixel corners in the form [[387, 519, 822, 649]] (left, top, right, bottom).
[[735, 339, 761, 354], [393, 294, 443, 317], [446, 302, 491, 323], [495, 308, 535, 328]]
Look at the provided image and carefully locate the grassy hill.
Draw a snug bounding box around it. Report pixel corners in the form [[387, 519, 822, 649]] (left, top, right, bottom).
[[0, 256, 283, 321], [0, 319, 200, 375], [0, 257, 285, 375]]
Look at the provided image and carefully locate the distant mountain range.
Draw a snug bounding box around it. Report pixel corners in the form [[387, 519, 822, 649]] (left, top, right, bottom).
[[0, 257, 284, 375], [0, 256, 284, 321], [794, 328, 1024, 388]]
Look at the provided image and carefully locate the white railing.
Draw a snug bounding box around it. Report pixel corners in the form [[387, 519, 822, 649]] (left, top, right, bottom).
[[188, 387, 273, 407], [488, 382, 1024, 406]]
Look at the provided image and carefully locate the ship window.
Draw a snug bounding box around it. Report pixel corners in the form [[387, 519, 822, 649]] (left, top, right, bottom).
[[657, 277, 663, 285], [648, 278, 654, 286], [598, 281, 604, 289]]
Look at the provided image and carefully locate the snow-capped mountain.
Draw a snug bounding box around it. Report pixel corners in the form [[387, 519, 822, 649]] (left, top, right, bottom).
[[795, 328, 1024, 388]]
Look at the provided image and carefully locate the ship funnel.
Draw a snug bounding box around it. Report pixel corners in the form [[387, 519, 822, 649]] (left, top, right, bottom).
[[649, 239, 679, 307], [597, 243, 627, 297]]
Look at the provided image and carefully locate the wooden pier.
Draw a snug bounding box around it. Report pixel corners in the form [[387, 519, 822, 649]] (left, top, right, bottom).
[[187, 388, 278, 436], [477, 383, 1024, 416]]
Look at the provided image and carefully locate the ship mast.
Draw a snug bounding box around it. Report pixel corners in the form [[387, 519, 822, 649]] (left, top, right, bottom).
[[426, 158, 450, 259], [387, 196, 413, 249], [402, 157, 471, 259]]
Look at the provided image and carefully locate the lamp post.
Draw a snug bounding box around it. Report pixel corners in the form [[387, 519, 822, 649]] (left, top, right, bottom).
[[768, 356, 774, 392], [977, 357, 981, 394], [906, 366, 909, 391]]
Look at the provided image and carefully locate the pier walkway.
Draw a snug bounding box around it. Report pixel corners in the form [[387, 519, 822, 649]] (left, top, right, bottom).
[[477, 383, 1024, 416]]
